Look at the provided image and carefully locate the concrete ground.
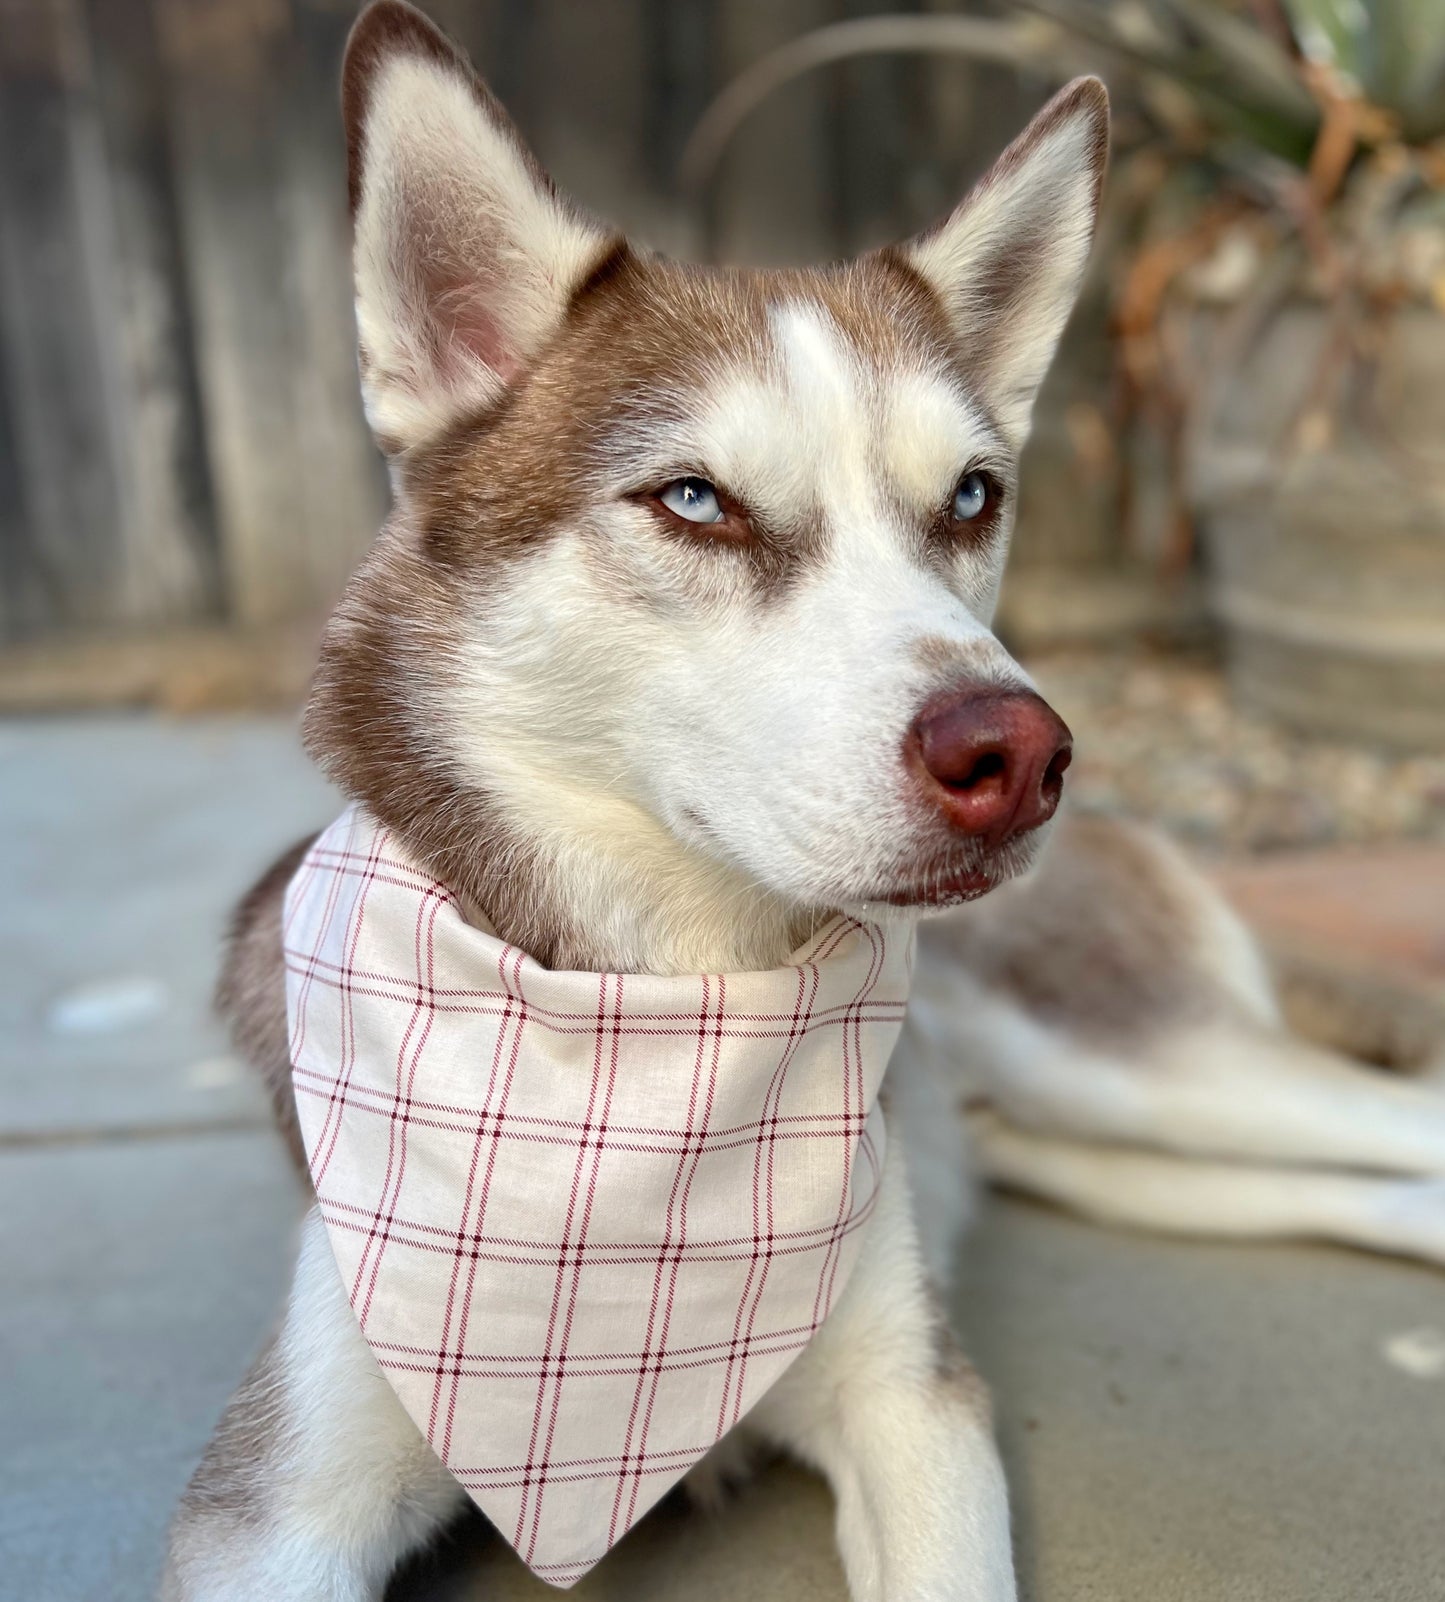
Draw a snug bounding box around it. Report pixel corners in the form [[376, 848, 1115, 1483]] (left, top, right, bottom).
[[4, 715, 1444, 1602]]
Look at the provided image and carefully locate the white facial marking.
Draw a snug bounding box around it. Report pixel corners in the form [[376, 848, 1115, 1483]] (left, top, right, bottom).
[[883, 368, 994, 509], [347, 56, 1102, 971], [441, 299, 1038, 960]]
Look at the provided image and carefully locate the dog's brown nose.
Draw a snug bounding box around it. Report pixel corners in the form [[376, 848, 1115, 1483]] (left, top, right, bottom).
[[910, 689, 1072, 845]]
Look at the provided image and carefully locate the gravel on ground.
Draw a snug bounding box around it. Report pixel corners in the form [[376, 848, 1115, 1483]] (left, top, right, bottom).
[[1030, 648, 1445, 856]]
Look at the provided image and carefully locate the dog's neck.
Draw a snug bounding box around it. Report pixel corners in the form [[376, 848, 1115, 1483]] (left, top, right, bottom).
[[467, 801, 825, 977], [327, 737, 826, 976], [307, 542, 846, 978]]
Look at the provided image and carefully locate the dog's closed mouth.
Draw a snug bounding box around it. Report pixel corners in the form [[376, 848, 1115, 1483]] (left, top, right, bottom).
[[863, 827, 1050, 907], [870, 863, 1000, 908]]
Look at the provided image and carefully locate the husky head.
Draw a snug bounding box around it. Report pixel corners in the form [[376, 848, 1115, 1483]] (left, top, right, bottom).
[[307, 1, 1109, 974]]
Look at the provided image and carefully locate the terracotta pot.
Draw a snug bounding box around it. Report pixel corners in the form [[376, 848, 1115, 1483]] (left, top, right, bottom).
[[1191, 302, 1445, 752]]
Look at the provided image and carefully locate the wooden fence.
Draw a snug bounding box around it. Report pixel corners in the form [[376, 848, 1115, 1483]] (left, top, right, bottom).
[[0, 0, 1047, 656]]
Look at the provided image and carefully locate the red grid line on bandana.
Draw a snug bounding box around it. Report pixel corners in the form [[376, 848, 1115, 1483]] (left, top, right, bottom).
[[513, 968, 624, 1564], [811, 923, 886, 1331], [350, 881, 447, 1328], [293, 1076, 896, 1152], [717, 948, 817, 1439], [428, 941, 528, 1455], [286, 947, 903, 1033], [285, 807, 910, 1588], [292, 815, 388, 1187], [608, 968, 722, 1542], [315, 1180, 880, 1274]]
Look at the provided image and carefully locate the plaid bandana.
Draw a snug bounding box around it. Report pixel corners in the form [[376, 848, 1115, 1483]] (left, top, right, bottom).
[[284, 805, 912, 1586]]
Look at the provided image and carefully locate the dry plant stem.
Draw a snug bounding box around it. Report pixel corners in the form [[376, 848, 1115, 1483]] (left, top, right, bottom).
[[677, 15, 1076, 195], [1113, 202, 1247, 569], [1303, 64, 1363, 210]]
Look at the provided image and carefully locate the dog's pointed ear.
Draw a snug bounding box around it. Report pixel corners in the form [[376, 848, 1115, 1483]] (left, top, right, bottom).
[[899, 78, 1108, 445], [342, 1, 614, 454]]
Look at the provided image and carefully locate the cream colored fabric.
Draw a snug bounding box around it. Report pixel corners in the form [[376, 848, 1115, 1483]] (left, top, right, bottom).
[[285, 805, 912, 1586]]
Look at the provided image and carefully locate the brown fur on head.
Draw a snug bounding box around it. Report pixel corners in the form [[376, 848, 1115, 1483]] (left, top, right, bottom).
[[304, 1, 1108, 977]]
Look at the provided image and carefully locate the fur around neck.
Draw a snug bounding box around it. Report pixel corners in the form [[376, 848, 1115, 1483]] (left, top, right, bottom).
[[303, 537, 835, 978]]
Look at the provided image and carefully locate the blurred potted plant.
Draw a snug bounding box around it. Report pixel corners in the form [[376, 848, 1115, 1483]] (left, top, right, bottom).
[[686, 1, 1445, 749], [1103, 0, 1445, 751]]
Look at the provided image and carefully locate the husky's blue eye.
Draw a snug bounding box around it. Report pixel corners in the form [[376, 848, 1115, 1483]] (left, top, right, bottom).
[[659, 477, 724, 525], [952, 471, 990, 522]]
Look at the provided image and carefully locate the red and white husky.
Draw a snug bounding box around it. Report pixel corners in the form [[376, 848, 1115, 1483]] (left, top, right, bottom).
[[163, 5, 1445, 1598]]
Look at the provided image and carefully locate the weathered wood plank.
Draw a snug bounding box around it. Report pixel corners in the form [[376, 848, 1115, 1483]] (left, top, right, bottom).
[[156, 0, 380, 626], [0, 0, 1050, 648], [710, 0, 834, 266], [425, 0, 518, 116], [0, 0, 125, 640], [154, 0, 312, 625], [0, 617, 318, 710], [0, 312, 28, 633], [83, 0, 221, 625], [826, 0, 925, 253], [527, 0, 671, 245], [643, 0, 716, 256], [284, 0, 387, 576]]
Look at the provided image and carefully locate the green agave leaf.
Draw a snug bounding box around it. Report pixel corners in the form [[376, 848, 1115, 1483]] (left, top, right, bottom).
[[1280, 0, 1368, 82], [1019, 0, 1320, 162], [1385, 0, 1445, 136], [1284, 0, 1445, 133], [1152, 0, 1320, 119], [1365, 0, 1419, 112]]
